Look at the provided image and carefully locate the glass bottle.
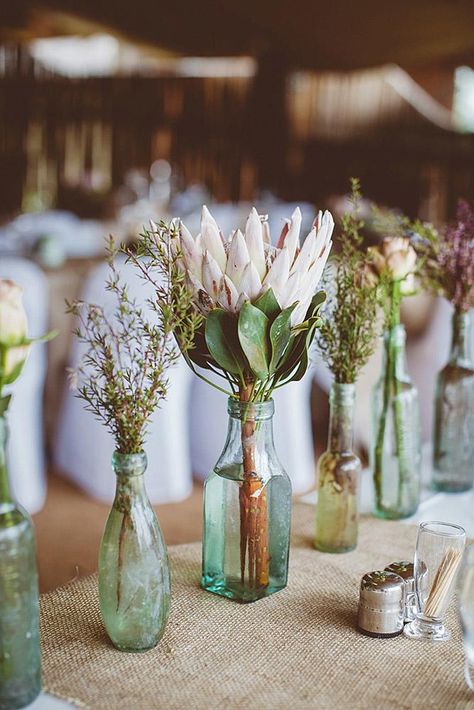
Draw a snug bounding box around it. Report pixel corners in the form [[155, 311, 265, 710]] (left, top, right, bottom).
[[315, 383, 360, 553], [371, 324, 421, 519], [433, 310, 474, 492], [0, 413, 41, 709], [99, 451, 171, 652], [201, 398, 292, 603]]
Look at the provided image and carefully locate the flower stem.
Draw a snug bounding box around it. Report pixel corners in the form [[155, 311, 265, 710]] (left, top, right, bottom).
[[238, 381, 269, 591]]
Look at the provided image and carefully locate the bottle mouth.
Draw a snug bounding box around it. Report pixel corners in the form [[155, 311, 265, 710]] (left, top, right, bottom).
[[227, 398, 274, 421], [112, 451, 147, 476]]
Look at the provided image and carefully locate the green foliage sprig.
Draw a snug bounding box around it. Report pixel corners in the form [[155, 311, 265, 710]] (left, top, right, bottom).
[[317, 179, 382, 384], [67, 237, 200, 454]]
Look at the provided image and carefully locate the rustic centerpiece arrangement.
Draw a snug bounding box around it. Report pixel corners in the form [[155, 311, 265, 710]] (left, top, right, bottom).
[[68, 246, 198, 649], [315, 181, 381, 552], [0, 279, 55, 709], [367, 234, 422, 519], [414, 200, 474, 492], [131, 206, 333, 601]]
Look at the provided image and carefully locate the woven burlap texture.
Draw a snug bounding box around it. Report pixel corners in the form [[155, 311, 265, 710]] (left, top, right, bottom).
[[40, 504, 473, 709]]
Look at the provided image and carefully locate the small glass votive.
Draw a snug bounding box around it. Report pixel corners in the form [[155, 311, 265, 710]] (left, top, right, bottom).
[[385, 561, 416, 622], [404, 521, 466, 642], [458, 545, 474, 690]]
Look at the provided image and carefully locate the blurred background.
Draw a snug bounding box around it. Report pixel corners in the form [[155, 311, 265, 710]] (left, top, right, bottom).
[[1, 0, 473, 591]]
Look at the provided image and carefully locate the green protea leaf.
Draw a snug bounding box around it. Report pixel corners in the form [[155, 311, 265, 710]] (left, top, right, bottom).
[[237, 302, 270, 380]]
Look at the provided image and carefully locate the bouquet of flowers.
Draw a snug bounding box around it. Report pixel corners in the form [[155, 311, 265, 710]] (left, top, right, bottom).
[[130, 205, 333, 596]]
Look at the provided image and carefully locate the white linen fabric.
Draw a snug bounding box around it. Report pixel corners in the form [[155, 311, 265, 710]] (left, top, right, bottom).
[[0, 257, 49, 513]]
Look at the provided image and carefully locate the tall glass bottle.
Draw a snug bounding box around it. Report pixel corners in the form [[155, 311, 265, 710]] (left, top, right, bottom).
[[371, 324, 421, 519], [201, 398, 292, 603], [0, 413, 41, 709], [99, 451, 171, 652], [433, 310, 474, 492], [315, 383, 360, 553]]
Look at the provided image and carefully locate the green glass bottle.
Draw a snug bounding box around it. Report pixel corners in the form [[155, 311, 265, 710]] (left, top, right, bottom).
[[371, 324, 421, 519], [433, 309, 474, 492], [99, 452, 171, 652], [0, 413, 42, 709], [315, 383, 360, 553], [201, 398, 292, 603]]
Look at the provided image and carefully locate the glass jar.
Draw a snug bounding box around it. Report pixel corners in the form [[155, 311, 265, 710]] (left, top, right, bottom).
[[0, 413, 42, 709], [433, 310, 474, 492], [371, 324, 421, 519], [315, 383, 360, 553], [99, 451, 171, 652], [201, 398, 292, 603]]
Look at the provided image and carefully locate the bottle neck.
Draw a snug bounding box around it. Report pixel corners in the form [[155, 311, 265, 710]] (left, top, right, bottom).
[[382, 324, 410, 382], [450, 310, 472, 365], [112, 451, 148, 499], [224, 398, 276, 480], [328, 383, 356, 453], [0, 414, 11, 504]]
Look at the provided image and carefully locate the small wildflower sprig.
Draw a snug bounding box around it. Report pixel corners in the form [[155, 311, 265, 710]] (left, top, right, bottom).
[[413, 200, 474, 313], [66, 238, 200, 454], [317, 179, 382, 384]]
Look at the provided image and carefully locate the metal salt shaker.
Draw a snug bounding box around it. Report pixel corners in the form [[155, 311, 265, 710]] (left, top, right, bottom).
[[357, 570, 405, 638], [385, 561, 416, 622]]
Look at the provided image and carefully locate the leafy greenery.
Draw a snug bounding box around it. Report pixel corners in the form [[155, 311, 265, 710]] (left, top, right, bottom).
[[317, 179, 382, 383], [67, 237, 200, 454]]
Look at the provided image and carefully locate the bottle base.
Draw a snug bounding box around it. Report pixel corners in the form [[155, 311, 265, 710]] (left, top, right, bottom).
[[314, 541, 357, 554], [373, 507, 417, 521], [403, 616, 450, 642], [432, 481, 473, 493], [0, 683, 41, 710], [201, 575, 287, 603], [111, 641, 160, 653]]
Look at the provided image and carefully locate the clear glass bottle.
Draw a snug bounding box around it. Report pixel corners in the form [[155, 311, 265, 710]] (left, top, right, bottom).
[[371, 324, 421, 519], [99, 451, 171, 652], [0, 413, 42, 709], [433, 310, 474, 492], [201, 398, 292, 603], [315, 383, 360, 553]]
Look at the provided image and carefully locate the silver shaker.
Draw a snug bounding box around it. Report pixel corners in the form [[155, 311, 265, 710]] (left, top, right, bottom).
[[357, 570, 405, 638], [385, 561, 416, 622]]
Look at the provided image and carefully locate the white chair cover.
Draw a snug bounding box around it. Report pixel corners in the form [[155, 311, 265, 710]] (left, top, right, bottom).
[[0, 257, 48, 513], [54, 257, 193, 504]]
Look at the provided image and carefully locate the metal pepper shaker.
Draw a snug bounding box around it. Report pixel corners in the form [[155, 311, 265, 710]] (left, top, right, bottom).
[[385, 561, 416, 622], [357, 570, 405, 638]]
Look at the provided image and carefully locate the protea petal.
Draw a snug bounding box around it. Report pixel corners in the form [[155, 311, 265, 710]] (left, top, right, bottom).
[[278, 271, 301, 309], [276, 219, 290, 250], [244, 208, 266, 280], [201, 206, 226, 272], [262, 221, 271, 245], [291, 295, 312, 327], [262, 247, 290, 304], [290, 227, 317, 277], [226, 229, 250, 289], [301, 239, 333, 296], [202, 251, 224, 302], [236, 292, 250, 311], [180, 224, 202, 281], [283, 207, 302, 265], [217, 275, 240, 312], [239, 261, 262, 301]]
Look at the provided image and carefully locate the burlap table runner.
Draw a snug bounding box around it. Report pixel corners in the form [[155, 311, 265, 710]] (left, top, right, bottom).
[[40, 504, 473, 709]]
